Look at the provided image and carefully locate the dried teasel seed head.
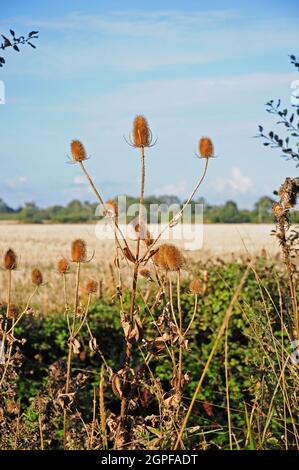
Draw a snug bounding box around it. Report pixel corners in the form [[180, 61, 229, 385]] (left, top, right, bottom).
[[134, 221, 154, 246], [153, 244, 184, 271], [133, 115, 150, 147], [278, 177, 299, 209], [189, 278, 201, 295], [140, 268, 152, 281], [8, 303, 19, 319], [70, 139, 87, 162], [71, 239, 87, 263], [106, 198, 118, 217], [32, 268, 43, 286], [272, 202, 284, 218], [199, 137, 214, 159], [4, 248, 17, 270], [57, 258, 70, 274], [85, 279, 98, 294]]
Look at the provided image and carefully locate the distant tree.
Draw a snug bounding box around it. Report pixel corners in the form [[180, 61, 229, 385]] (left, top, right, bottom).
[[254, 196, 275, 222], [18, 202, 43, 223], [0, 29, 39, 67], [0, 198, 14, 213]]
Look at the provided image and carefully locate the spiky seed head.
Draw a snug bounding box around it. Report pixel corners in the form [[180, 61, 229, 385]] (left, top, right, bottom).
[[272, 202, 284, 218], [133, 115, 150, 147], [4, 249, 18, 270], [8, 303, 19, 319], [140, 268, 152, 280], [106, 198, 118, 217], [278, 177, 299, 209], [86, 279, 98, 294], [70, 139, 87, 162], [71, 239, 87, 263], [153, 244, 184, 271], [199, 137, 214, 159], [32, 268, 43, 286], [153, 246, 168, 271], [189, 278, 201, 295], [57, 258, 69, 274]]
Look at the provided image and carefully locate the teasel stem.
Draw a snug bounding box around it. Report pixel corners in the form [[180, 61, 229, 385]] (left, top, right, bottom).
[[120, 147, 145, 422], [277, 218, 299, 341], [169, 275, 179, 329], [89, 387, 97, 449], [75, 292, 91, 336], [184, 293, 198, 337], [63, 274, 68, 317], [174, 266, 249, 450], [130, 146, 145, 321], [78, 161, 131, 255], [0, 270, 12, 362], [140, 157, 209, 263], [6, 286, 39, 335], [177, 270, 183, 395], [38, 398, 45, 450], [63, 261, 81, 450], [1, 285, 39, 388]]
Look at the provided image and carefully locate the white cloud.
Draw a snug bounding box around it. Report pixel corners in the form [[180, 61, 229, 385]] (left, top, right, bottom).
[[73, 175, 85, 185], [154, 181, 187, 197], [216, 167, 254, 194]]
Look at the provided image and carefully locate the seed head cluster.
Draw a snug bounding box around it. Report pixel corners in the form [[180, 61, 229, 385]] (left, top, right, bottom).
[[85, 279, 98, 294], [199, 137, 214, 159], [32, 268, 43, 286], [153, 244, 184, 271], [71, 239, 87, 263], [57, 258, 70, 274], [8, 303, 19, 319], [278, 177, 299, 209], [70, 139, 87, 162], [189, 278, 201, 295], [133, 115, 150, 148], [4, 249, 17, 270]]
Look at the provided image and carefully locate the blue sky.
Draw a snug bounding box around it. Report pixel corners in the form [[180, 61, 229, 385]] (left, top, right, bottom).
[[0, 0, 298, 208]]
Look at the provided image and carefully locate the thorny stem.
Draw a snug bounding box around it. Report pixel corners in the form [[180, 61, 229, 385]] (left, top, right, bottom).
[[225, 326, 233, 450], [1, 285, 39, 388], [0, 270, 12, 363], [120, 147, 145, 423], [169, 275, 179, 329], [63, 261, 81, 450], [184, 294, 198, 337], [38, 399, 44, 450], [75, 293, 91, 336], [177, 270, 183, 395], [277, 218, 299, 340], [63, 274, 68, 315], [130, 147, 145, 321]]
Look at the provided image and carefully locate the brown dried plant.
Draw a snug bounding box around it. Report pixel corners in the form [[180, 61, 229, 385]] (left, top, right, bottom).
[[65, 119, 212, 446], [272, 177, 299, 340]]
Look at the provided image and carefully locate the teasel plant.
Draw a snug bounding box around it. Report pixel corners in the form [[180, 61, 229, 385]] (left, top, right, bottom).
[[62, 238, 91, 449], [272, 177, 299, 341], [0, 256, 42, 387], [67, 116, 213, 443]]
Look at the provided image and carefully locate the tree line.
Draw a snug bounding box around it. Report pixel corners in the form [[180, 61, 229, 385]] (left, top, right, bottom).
[[0, 195, 298, 224]]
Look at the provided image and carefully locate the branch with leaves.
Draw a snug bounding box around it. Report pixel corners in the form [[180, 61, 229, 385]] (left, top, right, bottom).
[[255, 55, 299, 166], [0, 29, 39, 67]]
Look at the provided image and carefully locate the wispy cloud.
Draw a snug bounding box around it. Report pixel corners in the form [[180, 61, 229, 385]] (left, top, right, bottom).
[[1, 10, 298, 76], [153, 181, 187, 197], [215, 167, 254, 194]]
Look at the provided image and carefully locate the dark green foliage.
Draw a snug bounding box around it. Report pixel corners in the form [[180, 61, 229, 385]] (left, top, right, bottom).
[[10, 261, 294, 449]]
